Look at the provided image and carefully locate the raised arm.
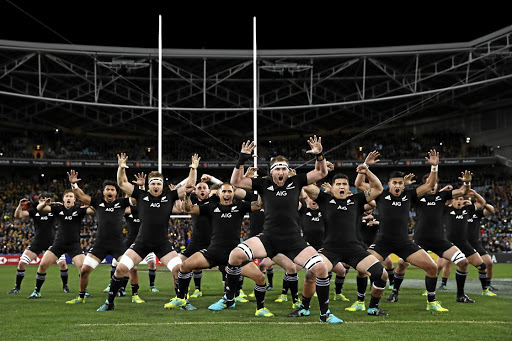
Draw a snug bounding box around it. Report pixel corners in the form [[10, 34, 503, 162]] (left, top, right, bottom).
[[67, 169, 92, 206], [183, 194, 200, 215], [356, 163, 383, 202], [303, 184, 321, 201], [416, 149, 439, 197], [231, 140, 256, 190], [117, 153, 134, 196], [306, 135, 328, 184], [177, 154, 200, 199], [469, 188, 488, 211], [14, 198, 30, 218], [37, 197, 52, 213], [451, 170, 472, 198], [354, 151, 380, 191]]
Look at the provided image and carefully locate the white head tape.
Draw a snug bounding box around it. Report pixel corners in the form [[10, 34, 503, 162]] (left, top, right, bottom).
[[148, 177, 163, 185], [270, 162, 289, 172]]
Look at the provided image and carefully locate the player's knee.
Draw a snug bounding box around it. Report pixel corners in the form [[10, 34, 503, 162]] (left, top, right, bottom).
[[180, 260, 191, 273], [304, 269, 316, 283], [83, 256, 100, 269], [476, 262, 486, 272], [368, 262, 386, 289], [456, 258, 468, 271], [233, 243, 252, 263]]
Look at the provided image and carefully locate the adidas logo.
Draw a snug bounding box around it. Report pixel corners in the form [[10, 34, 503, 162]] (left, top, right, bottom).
[[99, 203, 105, 207], [59, 211, 64, 215], [329, 199, 336, 204], [306, 212, 312, 216], [35, 213, 40, 216], [450, 211, 456, 215], [129, 214, 133, 218], [385, 195, 391, 200], [143, 196, 149, 201], [267, 185, 274, 191], [214, 207, 221, 213], [420, 198, 426, 202]]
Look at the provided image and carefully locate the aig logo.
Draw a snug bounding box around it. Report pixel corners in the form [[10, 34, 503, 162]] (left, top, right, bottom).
[[221, 213, 232, 218], [150, 203, 161, 208]]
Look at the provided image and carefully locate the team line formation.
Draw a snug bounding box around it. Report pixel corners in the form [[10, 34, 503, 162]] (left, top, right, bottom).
[[8, 135, 497, 323]]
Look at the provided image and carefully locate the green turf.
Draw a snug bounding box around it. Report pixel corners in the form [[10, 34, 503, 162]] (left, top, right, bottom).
[[1, 263, 511, 341]]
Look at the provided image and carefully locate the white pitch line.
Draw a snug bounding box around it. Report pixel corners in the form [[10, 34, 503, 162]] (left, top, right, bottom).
[[79, 320, 512, 327]]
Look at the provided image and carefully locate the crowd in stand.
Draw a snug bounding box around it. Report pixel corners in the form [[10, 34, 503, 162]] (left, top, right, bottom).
[[0, 176, 510, 255], [0, 128, 495, 161]]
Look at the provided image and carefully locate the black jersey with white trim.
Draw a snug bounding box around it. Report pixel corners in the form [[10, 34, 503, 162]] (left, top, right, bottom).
[[125, 206, 140, 242], [90, 197, 130, 242], [132, 187, 179, 244], [298, 205, 324, 247], [50, 205, 88, 244], [413, 191, 452, 240], [375, 189, 417, 241], [190, 193, 212, 245], [252, 174, 308, 237], [28, 208, 56, 243], [315, 191, 366, 246], [199, 196, 252, 248], [444, 204, 475, 242], [467, 209, 485, 243]]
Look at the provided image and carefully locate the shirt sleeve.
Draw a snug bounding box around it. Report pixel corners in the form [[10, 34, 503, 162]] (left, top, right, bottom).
[[252, 177, 264, 193], [89, 197, 99, 209]]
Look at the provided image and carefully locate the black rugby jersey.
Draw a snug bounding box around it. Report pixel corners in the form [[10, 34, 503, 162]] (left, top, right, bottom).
[[90, 197, 130, 242], [132, 187, 179, 245], [252, 174, 308, 237], [467, 208, 485, 243], [50, 205, 88, 244], [27, 208, 56, 243], [413, 191, 452, 241], [199, 196, 252, 248], [315, 191, 366, 247], [444, 204, 475, 242], [190, 193, 213, 245], [375, 189, 416, 241], [298, 205, 324, 247], [124, 206, 141, 243], [360, 216, 379, 246], [245, 191, 264, 237]]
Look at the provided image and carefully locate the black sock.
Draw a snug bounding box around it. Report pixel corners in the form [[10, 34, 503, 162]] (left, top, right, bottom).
[[302, 295, 312, 310], [386, 268, 395, 286], [425, 276, 437, 302], [392, 273, 405, 293], [15, 269, 25, 289], [177, 271, 192, 299], [316, 276, 330, 315], [193, 271, 202, 291], [131, 283, 139, 296], [254, 283, 267, 310], [335, 275, 345, 294], [281, 273, 291, 295], [478, 271, 489, 290], [110, 265, 116, 279], [455, 270, 467, 297], [287, 273, 299, 303], [35, 272, 46, 292], [79, 291, 86, 299], [237, 275, 244, 296], [149, 269, 157, 287], [60, 269, 69, 287], [266, 268, 274, 287], [225, 264, 241, 304], [441, 277, 448, 286], [120, 276, 129, 292], [108, 275, 122, 305], [356, 276, 368, 301], [369, 295, 381, 309]]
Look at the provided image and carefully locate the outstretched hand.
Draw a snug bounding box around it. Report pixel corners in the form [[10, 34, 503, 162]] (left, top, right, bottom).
[[67, 169, 81, 184], [365, 150, 381, 166], [241, 140, 257, 156], [245, 167, 258, 179], [459, 170, 473, 184], [306, 135, 322, 154], [404, 173, 416, 186], [326, 161, 334, 172], [425, 149, 439, 166], [190, 153, 200, 170], [132, 172, 146, 187], [117, 153, 129, 169]]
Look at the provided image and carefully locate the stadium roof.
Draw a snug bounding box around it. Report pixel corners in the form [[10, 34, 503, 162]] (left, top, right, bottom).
[[1, 4, 511, 140]]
